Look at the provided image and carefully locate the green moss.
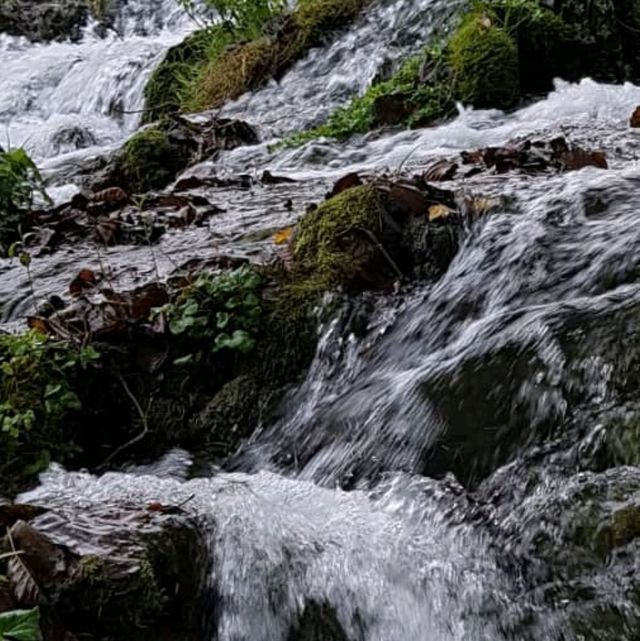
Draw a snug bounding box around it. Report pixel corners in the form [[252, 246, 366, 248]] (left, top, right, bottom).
[[118, 126, 187, 193], [284, 0, 363, 59], [293, 184, 381, 290], [448, 12, 519, 109], [195, 37, 278, 110]]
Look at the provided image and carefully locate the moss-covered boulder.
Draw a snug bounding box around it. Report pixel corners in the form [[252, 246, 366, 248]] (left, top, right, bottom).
[[449, 13, 519, 109], [117, 127, 189, 194], [99, 116, 258, 194]]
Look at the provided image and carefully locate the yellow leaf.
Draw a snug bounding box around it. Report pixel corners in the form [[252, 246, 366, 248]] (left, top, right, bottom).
[[428, 204, 453, 221], [470, 196, 498, 215], [273, 226, 294, 245]]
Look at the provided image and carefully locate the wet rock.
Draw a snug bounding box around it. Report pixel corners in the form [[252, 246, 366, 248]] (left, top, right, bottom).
[[50, 127, 97, 155], [96, 116, 259, 194], [0, 0, 114, 42], [329, 172, 363, 197], [288, 602, 351, 641], [261, 170, 297, 185], [372, 93, 413, 126], [0, 0, 87, 42], [2, 504, 204, 641], [630, 106, 640, 128]]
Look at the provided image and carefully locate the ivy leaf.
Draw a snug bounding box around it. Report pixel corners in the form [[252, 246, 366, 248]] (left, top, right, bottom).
[[216, 311, 230, 329], [214, 330, 254, 354], [0, 608, 42, 641]]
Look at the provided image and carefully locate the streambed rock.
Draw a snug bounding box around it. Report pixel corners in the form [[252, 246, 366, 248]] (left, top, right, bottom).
[[0, 0, 114, 42], [95, 115, 259, 195], [0, 502, 204, 640]]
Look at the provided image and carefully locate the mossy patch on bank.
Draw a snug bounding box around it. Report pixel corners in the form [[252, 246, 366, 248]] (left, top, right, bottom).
[[144, 0, 365, 118], [279, 0, 579, 146]]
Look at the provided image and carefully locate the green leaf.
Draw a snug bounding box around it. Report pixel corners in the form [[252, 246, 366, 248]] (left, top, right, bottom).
[[0, 608, 42, 641], [216, 311, 230, 329], [44, 383, 62, 398], [214, 329, 254, 353], [173, 353, 194, 366]]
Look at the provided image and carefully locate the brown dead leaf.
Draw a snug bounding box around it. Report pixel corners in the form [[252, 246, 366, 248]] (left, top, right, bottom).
[[26, 317, 50, 335]]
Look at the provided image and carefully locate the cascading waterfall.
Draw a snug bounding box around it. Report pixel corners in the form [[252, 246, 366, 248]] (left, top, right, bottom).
[[0, 0, 191, 163], [5, 0, 640, 639]]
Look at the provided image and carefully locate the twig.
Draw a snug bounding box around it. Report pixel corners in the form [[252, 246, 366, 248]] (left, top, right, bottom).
[[353, 226, 404, 278], [99, 376, 150, 467]]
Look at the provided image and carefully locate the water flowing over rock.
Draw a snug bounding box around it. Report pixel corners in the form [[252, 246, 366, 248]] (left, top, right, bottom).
[[6, 0, 640, 640]]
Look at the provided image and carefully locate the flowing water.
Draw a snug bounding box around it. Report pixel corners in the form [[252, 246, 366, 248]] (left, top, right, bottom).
[[5, 0, 640, 639]]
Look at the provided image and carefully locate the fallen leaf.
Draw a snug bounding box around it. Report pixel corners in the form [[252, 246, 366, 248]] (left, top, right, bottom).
[[428, 204, 453, 221], [273, 227, 294, 246]]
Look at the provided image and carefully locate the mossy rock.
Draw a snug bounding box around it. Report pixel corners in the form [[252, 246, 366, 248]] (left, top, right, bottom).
[[198, 37, 278, 110], [284, 0, 363, 58], [292, 185, 388, 291], [449, 12, 519, 109], [6, 510, 203, 641], [143, 27, 228, 122], [116, 126, 189, 193]]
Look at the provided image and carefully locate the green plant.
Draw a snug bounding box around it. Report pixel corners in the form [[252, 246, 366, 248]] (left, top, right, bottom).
[[280, 44, 453, 147], [181, 0, 284, 28], [0, 148, 48, 254], [0, 608, 41, 641], [0, 331, 100, 478], [155, 266, 263, 365]]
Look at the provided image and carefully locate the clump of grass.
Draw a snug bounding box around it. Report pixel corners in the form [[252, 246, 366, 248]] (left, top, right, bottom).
[[144, 0, 366, 118]]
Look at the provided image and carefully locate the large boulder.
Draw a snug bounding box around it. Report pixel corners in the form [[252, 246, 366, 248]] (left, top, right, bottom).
[[0, 501, 204, 641]]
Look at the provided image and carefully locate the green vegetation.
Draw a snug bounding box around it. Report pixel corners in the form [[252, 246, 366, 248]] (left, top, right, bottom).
[[0, 608, 41, 641], [157, 266, 263, 365], [0, 148, 48, 255], [0, 331, 100, 487], [281, 0, 569, 146], [144, 0, 364, 118]]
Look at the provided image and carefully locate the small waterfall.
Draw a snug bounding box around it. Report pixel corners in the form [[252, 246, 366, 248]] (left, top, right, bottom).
[[0, 0, 192, 162]]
